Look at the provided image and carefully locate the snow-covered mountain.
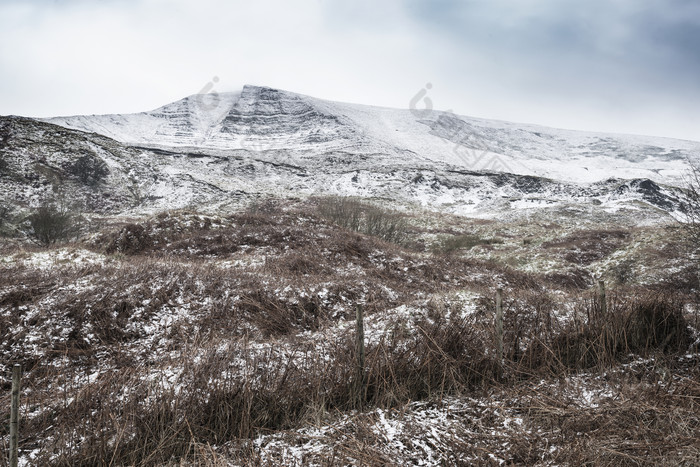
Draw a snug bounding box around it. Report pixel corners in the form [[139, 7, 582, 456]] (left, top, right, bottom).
[[47, 85, 700, 186], [1, 85, 697, 223]]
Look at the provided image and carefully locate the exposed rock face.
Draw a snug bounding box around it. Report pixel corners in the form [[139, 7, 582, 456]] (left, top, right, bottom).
[[217, 86, 354, 151], [46, 86, 363, 154], [0, 116, 139, 213]]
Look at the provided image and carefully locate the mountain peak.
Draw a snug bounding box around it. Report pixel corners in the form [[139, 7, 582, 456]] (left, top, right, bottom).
[[41, 86, 700, 186]]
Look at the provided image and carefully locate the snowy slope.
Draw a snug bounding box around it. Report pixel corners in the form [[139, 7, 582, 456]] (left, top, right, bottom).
[[0, 114, 686, 225], [0, 85, 694, 224], [47, 92, 241, 148], [46, 85, 700, 186]]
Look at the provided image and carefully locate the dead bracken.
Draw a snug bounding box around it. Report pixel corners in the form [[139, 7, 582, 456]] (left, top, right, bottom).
[[1, 198, 699, 466]]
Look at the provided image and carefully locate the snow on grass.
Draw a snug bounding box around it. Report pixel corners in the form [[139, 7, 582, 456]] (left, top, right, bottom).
[[249, 392, 563, 466], [11, 247, 107, 270]]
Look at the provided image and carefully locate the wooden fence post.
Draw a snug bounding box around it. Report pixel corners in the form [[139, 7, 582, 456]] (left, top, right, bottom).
[[9, 364, 21, 467], [496, 288, 504, 377], [598, 280, 607, 315], [354, 304, 366, 409]]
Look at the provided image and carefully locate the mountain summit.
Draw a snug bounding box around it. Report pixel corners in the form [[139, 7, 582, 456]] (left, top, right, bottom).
[[46, 85, 699, 186]]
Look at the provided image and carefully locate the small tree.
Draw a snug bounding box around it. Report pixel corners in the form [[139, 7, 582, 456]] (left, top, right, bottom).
[[66, 153, 109, 186], [27, 202, 80, 246], [680, 160, 700, 249]]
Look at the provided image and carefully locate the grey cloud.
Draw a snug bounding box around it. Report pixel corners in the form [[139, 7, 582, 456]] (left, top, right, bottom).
[[0, 0, 698, 141]]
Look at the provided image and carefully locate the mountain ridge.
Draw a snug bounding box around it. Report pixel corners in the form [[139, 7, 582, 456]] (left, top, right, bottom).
[[47, 85, 700, 144], [44, 84, 700, 187]]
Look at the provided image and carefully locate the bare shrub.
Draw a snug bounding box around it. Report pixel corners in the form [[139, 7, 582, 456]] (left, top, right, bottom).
[[518, 291, 691, 372], [316, 196, 362, 231], [105, 223, 154, 254], [624, 293, 690, 353], [26, 201, 80, 246], [364, 205, 408, 244], [237, 289, 326, 338], [679, 159, 700, 250], [363, 313, 497, 407], [316, 196, 408, 244]]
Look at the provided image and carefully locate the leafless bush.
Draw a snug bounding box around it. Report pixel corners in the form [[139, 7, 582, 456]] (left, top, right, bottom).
[[104, 223, 154, 254], [363, 313, 497, 407], [26, 201, 81, 246], [316, 196, 408, 244], [238, 289, 327, 338], [316, 196, 362, 231], [517, 290, 691, 372], [679, 159, 700, 251]]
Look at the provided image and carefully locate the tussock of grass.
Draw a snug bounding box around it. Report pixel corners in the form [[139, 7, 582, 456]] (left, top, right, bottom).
[[435, 233, 504, 255]]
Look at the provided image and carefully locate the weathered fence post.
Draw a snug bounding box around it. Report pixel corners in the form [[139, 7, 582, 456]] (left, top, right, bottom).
[[9, 364, 21, 467], [354, 304, 366, 409], [598, 280, 607, 315], [496, 288, 504, 378]]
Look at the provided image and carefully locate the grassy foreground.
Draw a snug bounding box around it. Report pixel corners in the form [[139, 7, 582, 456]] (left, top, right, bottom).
[[1, 198, 699, 465]]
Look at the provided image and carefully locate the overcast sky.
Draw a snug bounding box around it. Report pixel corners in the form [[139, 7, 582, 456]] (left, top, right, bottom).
[[1, 0, 699, 141]]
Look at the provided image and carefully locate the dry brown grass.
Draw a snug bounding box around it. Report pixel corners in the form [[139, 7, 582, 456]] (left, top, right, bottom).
[[0, 312, 500, 466], [3, 280, 694, 465], [1, 201, 699, 466], [542, 228, 631, 265]]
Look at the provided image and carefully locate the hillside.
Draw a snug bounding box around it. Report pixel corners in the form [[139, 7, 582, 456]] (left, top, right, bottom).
[[2, 85, 697, 229], [1, 87, 700, 466], [1, 199, 699, 465]]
